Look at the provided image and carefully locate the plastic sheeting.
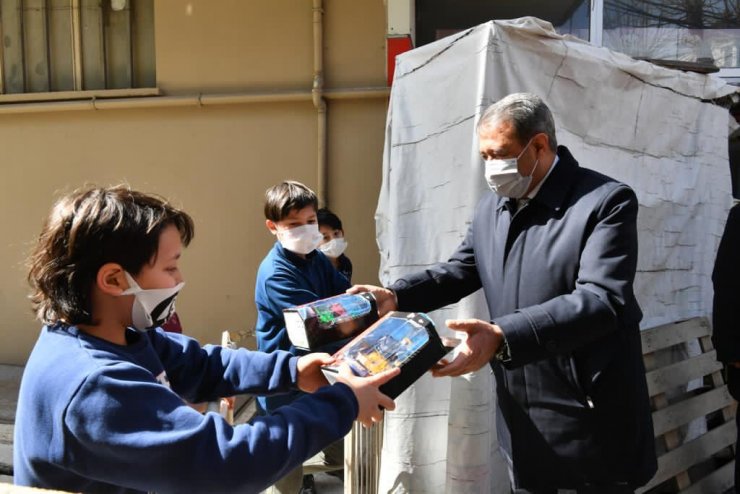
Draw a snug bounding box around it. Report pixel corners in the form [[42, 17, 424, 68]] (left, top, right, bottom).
[[376, 17, 737, 494]]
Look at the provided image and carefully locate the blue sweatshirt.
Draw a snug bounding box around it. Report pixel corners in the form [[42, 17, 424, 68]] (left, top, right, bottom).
[[254, 242, 351, 412], [13, 323, 358, 494]]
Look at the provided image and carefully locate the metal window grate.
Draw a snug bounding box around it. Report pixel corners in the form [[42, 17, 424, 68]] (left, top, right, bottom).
[[0, 0, 154, 94]]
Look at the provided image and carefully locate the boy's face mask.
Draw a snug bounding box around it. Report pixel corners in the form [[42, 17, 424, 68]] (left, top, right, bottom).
[[121, 271, 185, 331], [277, 223, 323, 255], [319, 237, 348, 258]]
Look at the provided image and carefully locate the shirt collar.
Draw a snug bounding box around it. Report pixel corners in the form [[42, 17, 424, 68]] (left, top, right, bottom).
[[526, 154, 559, 199]]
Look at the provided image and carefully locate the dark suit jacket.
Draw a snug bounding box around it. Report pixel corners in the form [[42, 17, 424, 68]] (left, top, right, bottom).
[[390, 146, 657, 490], [728, 129, 740, 200], [713, 204, 740, 399]]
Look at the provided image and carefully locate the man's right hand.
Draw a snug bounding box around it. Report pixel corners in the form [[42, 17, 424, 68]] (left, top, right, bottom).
[[432, 319, 503, 377], [347, 284, 398, 316], [335, 364, 399, 428]]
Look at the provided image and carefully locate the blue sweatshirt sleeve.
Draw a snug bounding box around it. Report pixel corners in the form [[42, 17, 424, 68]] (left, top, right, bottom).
[[148, 329, 299, 403], [63, 363, 358, 493]]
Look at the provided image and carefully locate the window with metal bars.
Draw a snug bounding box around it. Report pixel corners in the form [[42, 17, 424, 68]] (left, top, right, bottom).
[[0, 0, 155, 95], [603, 0, 740, 69], [414, 0, 591, 46]]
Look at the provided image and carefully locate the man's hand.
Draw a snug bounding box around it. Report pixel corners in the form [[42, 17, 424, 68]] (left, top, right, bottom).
[[432, 319, 504, 377], [296, 353, 334, 393], [335, 364, 399, 428], [347, 284, 398, 316]]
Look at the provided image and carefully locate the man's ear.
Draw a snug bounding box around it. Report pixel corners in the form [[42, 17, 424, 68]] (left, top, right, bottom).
[[266, 219, 278, 235], [97, 263, 128, 296], [534, 133, 550, 154]]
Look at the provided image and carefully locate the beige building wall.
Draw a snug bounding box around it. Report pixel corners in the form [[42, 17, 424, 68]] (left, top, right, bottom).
[[0, 0, 389, 364]]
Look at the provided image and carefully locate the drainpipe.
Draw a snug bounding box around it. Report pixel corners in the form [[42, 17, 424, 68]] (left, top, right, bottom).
[[0, 87, 390, 114], [312, 0, 328, 207]]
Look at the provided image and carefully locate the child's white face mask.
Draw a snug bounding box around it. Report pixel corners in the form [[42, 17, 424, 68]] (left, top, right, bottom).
[[277, 223, 323, 255], [319, 237, 348, 258], [121, 271, 185, 330]]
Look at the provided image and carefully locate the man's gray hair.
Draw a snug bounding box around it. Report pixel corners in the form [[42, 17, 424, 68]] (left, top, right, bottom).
[[477, 93, 558, 151]]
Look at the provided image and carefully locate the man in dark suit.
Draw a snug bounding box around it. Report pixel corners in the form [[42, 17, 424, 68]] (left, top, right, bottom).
[[728, 103, 740, 200], [351, 93, 657, 493], [712, 202, 740, 493]]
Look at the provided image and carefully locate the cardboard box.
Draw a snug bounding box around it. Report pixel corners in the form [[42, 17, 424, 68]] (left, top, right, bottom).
[[283, 293, 378, 351], [321, 311, 455, 399]]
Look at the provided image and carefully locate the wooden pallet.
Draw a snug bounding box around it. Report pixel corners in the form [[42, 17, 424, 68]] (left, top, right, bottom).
[[638, 317, 737, 494]]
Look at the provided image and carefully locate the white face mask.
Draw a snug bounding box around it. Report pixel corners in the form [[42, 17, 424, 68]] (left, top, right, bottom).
[[277, 223, 324, 255], [483, 138, 539, 199], [319, 237, 348, 258], [121, 272, 185, 331]]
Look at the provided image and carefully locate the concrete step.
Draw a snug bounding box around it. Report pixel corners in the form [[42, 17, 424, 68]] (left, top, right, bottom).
[[0, 364, 19, 482], [0, 365, 22, 425], [0, 478, 72, 493], [0, 442, 11, 476], [0, 423, 13, 477], [313, 472, 343, 493]]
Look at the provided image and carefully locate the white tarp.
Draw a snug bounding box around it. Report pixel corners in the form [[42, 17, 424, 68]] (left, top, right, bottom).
[[376, 17, 736, 494]]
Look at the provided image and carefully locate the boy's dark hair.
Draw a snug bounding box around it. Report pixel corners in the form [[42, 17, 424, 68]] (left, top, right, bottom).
[[263, 181, 318, 222], [317, 208, 343, 231], [27, 186, 194, 325]]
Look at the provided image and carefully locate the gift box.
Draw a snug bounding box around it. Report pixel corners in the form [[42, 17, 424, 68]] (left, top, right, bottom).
[[283, 293, 378, 351], [321, 311, 456, 399]]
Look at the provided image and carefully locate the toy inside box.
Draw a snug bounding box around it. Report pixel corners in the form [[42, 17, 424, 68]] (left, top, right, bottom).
[[283, 293, 379, 351], [321, 311, 457, 399]]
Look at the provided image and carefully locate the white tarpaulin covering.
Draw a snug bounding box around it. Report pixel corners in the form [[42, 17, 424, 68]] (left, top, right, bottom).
[[376, 17, 737, 494]]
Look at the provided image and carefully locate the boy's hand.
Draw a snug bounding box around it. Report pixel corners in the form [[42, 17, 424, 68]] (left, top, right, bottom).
[[347, 285, 398, 316], [335, 364, 399, 428], [296, 353, 334, 393]]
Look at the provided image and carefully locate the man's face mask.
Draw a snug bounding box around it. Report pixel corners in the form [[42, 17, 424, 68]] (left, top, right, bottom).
[[483, 138, 539, 199], [121, 271, 185, 331], [277, 223, 323, 255], [319, 237, 348, 258]]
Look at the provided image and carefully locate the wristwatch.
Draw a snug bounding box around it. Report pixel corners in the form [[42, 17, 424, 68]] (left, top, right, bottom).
[[494, 335, 511, 363]]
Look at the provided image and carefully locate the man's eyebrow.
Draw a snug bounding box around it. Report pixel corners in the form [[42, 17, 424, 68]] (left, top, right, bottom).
[[484, 146, 508, 157]]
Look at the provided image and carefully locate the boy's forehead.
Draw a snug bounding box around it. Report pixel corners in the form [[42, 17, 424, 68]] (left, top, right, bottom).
[[319, 224, 341, 232], [157, 225, 184, 254], [283, 206, 317, 220]]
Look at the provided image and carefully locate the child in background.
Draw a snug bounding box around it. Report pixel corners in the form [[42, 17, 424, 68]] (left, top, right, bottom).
[[317, 208, 353, 282], [255, 182, 354, 493], [14, 185, 397, 494]]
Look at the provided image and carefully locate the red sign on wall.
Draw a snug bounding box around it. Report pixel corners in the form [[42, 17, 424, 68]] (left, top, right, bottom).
[[387, 35, 413, 86]]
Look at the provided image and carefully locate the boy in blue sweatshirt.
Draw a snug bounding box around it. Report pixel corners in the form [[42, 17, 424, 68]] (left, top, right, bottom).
[[255, 181, 355, 493], [14, 185, 397, 494]]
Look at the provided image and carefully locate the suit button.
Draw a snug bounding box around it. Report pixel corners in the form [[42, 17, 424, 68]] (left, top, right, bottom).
[[545, 341, 558, 352]]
